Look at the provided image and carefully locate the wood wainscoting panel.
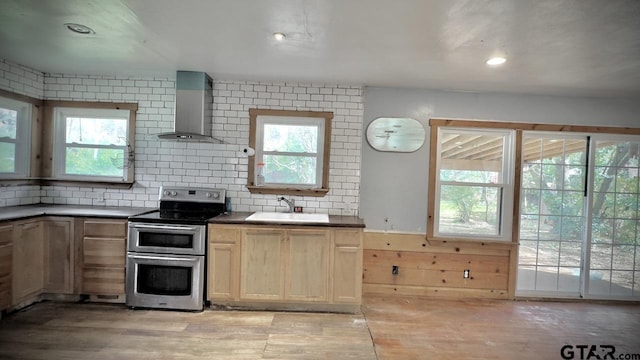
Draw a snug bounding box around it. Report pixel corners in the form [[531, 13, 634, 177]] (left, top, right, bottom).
[[363, 231, 514, 299]]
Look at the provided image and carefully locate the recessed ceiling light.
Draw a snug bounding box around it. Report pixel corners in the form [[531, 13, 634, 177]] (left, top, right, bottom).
[[64, 23, 95, 35], [273, 32, 286, 41], [486, 57, 506, 66]]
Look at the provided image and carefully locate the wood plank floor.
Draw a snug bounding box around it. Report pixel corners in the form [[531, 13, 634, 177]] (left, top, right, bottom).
[[0, 302, 375, 360], [363, 296, 640, 360], [1, 296, 639, 359]]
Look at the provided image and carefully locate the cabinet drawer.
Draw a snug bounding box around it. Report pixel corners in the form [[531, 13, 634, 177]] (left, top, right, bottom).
[[334, 230, 362, 247], [209, 226, 240, 243], [82, 267, 125, 294], [84, 220, 127, 238], [83, 238, 125, 267]]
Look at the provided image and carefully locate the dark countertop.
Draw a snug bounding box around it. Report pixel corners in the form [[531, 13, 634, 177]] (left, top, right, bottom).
[[0, 204, 156, 222], [209, 211, 365, 228]]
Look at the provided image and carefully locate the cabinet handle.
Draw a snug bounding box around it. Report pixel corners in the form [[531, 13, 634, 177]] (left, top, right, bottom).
[[128, 254, 196, 262], [130, 224, 198, 232]]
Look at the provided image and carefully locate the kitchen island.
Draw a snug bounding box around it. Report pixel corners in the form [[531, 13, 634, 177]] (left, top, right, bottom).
[[208, 212, 365, 313]]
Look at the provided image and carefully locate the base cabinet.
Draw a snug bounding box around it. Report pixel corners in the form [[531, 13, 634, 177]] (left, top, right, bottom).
[[12, 220, 44, 305], [0, 224, 13, 310], [285, 229, 330, 302], [332, 230, 363, 303], [208, 224, 362, 310], [208, 227, 240, 300], [0, 215, 127, 310], [80, 219, 127, 301], [240, 229, 286, 301], [42, 218, 74, 294]]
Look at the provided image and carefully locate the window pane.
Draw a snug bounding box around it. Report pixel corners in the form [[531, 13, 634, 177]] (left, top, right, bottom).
[[438, 185, 500, 236], [0, 107, 17, 139], [439, 133, 505, 183], [263, 155, 316, 185], [66, 117, 127, 146], [563, 165, 586, 191], [263, 124, 318, 153], [0, 142, 15, 172], [65, 147, 124, 177]]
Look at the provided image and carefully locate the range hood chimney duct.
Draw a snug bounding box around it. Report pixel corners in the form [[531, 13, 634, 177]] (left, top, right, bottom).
[[157, 71, 222, 143]]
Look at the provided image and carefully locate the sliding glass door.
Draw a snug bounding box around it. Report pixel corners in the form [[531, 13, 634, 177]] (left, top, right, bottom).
[[517, 133, 640, 300], [517, 134, 587, 297], [587, 139, 640, 298]]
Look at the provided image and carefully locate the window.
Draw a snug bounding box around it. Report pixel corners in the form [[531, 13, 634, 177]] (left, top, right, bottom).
[[433, 127, 515, 240], [0, 96, 32, 178], [247, 109, 332, 196], [53, 106, 135, 183]]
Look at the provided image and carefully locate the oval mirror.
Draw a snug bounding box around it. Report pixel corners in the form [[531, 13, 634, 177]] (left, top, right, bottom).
[[366, 117, 425, 152]]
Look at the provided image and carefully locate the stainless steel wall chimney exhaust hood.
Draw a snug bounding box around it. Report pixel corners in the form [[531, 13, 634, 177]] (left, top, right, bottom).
[[157, 71, 222, 143]]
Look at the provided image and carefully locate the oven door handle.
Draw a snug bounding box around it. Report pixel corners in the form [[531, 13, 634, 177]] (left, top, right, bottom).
[[130, 224, 199, 232], [128, 254, 196, 262]]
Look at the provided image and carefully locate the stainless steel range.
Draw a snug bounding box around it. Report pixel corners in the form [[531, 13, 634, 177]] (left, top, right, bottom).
[[126, 186, 226, 311]]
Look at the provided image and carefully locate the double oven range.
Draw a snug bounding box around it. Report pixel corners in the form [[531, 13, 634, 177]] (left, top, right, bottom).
[[126, 186, 225, 311]]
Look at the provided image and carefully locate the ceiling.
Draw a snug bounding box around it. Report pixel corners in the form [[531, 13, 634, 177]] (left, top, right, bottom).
[[1, 0, 639, 98]]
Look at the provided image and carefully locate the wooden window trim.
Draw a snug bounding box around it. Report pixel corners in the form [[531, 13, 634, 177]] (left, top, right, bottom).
[[247, 108, 333, 197], [41, 100, 138, 186], [0, 89, 42, 182]]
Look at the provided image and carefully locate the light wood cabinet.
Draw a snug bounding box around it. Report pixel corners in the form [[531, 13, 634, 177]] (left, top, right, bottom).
[[286, 229, 330, 302], [208, 224, 361, 310], [0, 224, 13, 310], [80, 218, 127, 300], [240, 229, 287, 301], [208, 226, 240, 300], [12, 220, 44, 305], [239, 228, 331, 302], [42, 217, 74, 294], [332, 229, 363, 303]]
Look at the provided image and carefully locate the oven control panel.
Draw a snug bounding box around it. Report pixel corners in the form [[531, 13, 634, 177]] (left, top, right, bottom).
[[159, 186, 226, 204]]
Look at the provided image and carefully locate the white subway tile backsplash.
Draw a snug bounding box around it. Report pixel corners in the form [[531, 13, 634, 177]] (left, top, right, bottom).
[[1, 60, 363, 215]]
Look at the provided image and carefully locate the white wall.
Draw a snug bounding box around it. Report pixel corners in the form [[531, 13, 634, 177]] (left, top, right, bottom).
[[361, 87, 640, 232], [0, 59, 364, 214]]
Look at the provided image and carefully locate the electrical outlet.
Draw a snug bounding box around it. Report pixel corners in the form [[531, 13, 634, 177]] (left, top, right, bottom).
[[463, 269, 470, 279], [392, 265, 399, 276]]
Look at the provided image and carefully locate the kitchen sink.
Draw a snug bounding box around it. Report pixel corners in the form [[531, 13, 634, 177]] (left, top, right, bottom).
[[245, 212, 329, 223]]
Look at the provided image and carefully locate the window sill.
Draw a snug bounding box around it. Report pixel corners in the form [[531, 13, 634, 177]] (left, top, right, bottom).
[[426, 236, 517, 249], [1, 178, 135, 189], [0, 178, 40, 186], [246, 185, 329, 197], [39, 179, 135, 189]]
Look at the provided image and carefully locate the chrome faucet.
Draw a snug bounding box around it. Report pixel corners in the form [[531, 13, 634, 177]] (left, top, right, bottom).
[[278, 196, 295, 213]]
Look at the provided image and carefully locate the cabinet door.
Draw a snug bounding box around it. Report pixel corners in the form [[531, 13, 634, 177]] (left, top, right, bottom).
[[0, 224, 13, 309], [286, 229, 329, 302], [208, 226, 240, 300], [12, 221, 44, 305], [81, 219, 127, 296], [82, 235, 126, 294], [332, 230, 363, 303], [42, 218, 74, 294], [240, 229, 285, 301]]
